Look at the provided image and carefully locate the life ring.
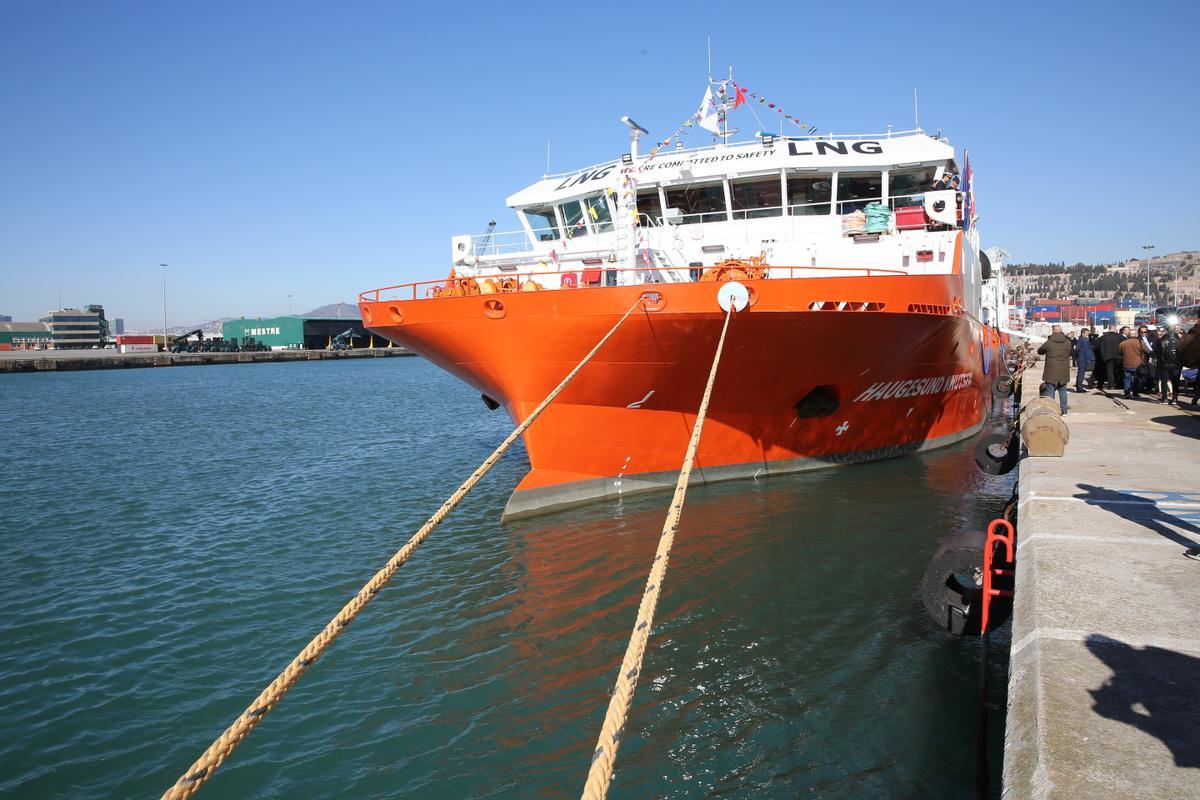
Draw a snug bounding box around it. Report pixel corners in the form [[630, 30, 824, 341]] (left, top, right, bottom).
[[561, 272, 578, 289]]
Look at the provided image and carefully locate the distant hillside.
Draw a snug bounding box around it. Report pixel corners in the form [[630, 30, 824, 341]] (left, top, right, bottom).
[[302, 302, 360, 319], [126, 318, 233, 336], [1007, 250, 1198, 306]]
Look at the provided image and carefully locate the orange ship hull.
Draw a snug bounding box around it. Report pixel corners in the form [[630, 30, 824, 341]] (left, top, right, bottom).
[[360, 271, 1002, 518]]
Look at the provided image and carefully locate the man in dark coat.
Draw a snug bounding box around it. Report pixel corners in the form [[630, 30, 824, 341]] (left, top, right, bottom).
[[1073, 327, 1096, 393], [1038, 325, 1074, 413], [1091, 331, 1106, 389], [1097, 327, 1124, 392], [1155, 326, 1183, 404]]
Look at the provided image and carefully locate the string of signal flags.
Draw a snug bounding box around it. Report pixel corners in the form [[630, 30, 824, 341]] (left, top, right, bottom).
[[611, 81, 823, 247], [639, 82, 820, 168], [732, 82, 820, 135]]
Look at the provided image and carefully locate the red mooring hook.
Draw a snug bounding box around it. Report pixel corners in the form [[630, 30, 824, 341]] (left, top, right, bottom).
[[981, 519, 1015, 634]]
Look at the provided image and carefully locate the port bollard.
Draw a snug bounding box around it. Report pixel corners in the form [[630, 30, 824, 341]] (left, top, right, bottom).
[[1019, 396, 1060, 426], [1020, 397, 1069, 457]]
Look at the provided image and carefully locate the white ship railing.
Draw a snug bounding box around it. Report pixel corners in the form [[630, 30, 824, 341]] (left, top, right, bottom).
[[361, 263, 911, 304]]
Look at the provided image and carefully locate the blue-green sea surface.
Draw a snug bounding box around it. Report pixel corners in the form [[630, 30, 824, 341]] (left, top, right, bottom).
[[0, 358, 1012, 798]]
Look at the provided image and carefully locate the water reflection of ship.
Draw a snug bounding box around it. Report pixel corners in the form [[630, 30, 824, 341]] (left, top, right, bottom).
[[467, 430, 1010, 773]]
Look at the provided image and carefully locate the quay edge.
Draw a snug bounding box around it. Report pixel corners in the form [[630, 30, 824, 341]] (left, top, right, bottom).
[[1003, 368, 1200, 798]]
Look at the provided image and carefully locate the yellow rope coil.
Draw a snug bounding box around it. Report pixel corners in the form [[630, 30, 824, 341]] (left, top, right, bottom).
[[580, 305, 734, 800], [162, 296, 647, 800]]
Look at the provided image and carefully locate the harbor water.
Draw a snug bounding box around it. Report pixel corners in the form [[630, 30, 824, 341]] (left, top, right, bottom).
[[0, 358, 1013, 798]]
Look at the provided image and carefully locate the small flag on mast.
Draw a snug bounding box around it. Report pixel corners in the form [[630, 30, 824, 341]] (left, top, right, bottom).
[[695, 86, 721, 134]]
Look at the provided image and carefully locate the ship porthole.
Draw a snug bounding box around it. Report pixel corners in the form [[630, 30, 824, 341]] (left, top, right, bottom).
[[640, 291, 666, 312], [388, 305, 403, 324], [484, 299, 506, 319]]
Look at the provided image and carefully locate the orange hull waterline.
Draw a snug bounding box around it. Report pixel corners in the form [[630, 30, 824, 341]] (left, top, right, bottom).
[[361, 266, 1003, 519], [359, 102, 1008, 519]]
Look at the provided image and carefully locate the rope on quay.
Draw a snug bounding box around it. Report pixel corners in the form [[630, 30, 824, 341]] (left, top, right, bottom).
[[580, 305, 734, 800], [162, 296, 649, 800]]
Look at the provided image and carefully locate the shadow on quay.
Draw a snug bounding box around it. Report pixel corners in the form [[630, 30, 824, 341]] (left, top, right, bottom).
[[1149, 412, 1200, 441], [1073, 484, 1200, 549], [1085, 634, 1200, 769]]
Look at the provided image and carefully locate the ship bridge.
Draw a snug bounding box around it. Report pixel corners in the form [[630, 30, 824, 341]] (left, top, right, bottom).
[[444, 130, 971, 292]]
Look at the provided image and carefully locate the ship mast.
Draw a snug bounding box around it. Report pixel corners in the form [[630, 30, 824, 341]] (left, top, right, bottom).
[[714, 67, 736, 146]]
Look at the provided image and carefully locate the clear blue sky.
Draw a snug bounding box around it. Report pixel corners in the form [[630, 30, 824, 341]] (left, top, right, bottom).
[[1, 1, 1195, 329]]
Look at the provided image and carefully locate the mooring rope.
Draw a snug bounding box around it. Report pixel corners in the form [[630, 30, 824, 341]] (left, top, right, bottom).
[[580, 304, 734, 800], [162, 296, 648, 800]]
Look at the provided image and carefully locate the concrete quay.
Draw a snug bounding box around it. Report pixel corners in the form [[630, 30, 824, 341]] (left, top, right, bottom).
[[0, 347, 414, 373], [1004, 368, 1200, 798]]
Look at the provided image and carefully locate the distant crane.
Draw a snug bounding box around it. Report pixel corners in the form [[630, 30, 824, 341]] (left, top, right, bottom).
[[169, 329, 205, 353], [329, 328, 356, 350]]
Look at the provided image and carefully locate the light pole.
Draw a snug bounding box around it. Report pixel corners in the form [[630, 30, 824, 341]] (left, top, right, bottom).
[[287, 294, 293, 316], [160, 263, 168, 352], [1142, 244, 1154, 309]]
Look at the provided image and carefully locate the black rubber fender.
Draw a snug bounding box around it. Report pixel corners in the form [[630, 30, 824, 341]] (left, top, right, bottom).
[[921, 530, 986, 635], [992, 375, 1015, 398], [974, 428, 1019, 475]]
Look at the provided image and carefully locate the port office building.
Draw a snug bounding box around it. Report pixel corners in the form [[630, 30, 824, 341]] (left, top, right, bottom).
[[37, 306, 108, 349], [222, 316, 377, 349]]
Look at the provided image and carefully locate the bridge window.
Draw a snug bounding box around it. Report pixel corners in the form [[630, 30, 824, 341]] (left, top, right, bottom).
[[787, 172, 832, 216], [664, 181, 727, 224], [636, 188, 662, 225], [837, 172, 882, 214], [560, 199, 589, 238], [889, 166, 939, 207], [582, 194, 613, 233], [730, 175, 782, 219], [523, 206, 560, 242]]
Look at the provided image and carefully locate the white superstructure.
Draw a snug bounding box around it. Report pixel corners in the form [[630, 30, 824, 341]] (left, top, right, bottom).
[[447, 93, 987, 316]]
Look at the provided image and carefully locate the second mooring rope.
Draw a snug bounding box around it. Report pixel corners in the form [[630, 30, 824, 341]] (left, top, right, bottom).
[[162, 296, 647, 800], [580, 305, 734, 800]]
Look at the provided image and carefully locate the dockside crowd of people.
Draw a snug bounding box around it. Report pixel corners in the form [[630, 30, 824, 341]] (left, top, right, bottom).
[[1035, 323, 1200, 414]]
